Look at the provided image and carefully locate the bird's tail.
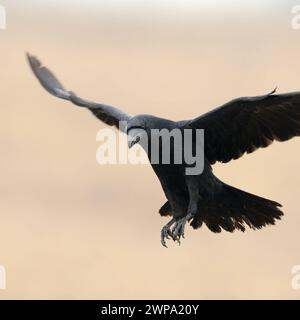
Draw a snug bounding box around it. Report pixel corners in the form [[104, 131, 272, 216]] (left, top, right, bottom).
[[190, 182, 283, 232]]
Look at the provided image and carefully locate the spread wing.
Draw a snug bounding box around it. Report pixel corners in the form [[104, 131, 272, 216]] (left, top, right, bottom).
[[27, 53, 132, 132], [184, 89, 300, 164]]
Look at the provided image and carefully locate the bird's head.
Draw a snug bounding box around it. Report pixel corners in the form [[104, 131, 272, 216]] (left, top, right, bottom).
[[127, 115, 149, 148], [127, 114, 176, 149]]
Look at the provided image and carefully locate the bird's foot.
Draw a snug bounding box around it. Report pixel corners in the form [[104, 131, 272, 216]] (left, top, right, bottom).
[[160, 213, 194, 247], [161, 219, 176, 248], [172, 220, 185, 244], [172, 213, 194, 244]]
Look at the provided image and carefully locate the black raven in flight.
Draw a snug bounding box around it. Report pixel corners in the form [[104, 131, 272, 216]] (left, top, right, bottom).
[[27, 53, 300, 247]]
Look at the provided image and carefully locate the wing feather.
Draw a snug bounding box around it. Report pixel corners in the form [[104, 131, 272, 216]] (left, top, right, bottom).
[[184, 90, 300, 164], [27, 53, 131, 132]]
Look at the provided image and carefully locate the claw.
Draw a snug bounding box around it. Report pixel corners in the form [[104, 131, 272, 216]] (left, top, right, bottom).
[[160, 214, 192, 247], [162, 240, 168, 248], [171, 214, 193, 243], [161, 220, 175, 248], [172, 222, 185, 240], [161, 229, 169, 248], [161, 236, 168, 248]]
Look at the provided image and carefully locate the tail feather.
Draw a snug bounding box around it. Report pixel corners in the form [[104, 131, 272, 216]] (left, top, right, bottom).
[[159, 201, 172, 217], [190, 183, 283, 232]]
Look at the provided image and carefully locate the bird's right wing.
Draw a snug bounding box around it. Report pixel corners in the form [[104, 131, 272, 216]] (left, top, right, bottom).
[[27, 53, 132, 132]]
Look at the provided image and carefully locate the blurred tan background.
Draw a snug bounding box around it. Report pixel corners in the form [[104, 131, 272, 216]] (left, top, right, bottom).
[[1, 0, 300, 299]]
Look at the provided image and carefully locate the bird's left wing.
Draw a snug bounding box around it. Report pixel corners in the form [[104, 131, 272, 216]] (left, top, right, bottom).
[[183, 89, 300, 164], [27, 53, 132, 132]]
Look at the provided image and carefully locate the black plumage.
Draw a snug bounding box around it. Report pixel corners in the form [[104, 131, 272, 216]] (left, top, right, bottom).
[[27, 53, 300, 247]]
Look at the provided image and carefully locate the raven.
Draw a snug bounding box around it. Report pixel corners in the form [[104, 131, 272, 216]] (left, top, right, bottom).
[[27, 53, 300, 247]]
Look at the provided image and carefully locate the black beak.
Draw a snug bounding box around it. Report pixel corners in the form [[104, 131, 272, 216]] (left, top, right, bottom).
[[128, 136, 141, 148]]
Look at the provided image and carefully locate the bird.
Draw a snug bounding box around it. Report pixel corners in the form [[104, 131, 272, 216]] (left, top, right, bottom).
[[27, 53, 300, 247]]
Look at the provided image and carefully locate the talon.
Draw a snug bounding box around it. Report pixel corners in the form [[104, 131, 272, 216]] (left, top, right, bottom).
[[161, 229, 169, 248], [160, 218, 176, 247], [171, 214, 192, 244], [169, 231, 177, 242], [160, 214, 193, 247]]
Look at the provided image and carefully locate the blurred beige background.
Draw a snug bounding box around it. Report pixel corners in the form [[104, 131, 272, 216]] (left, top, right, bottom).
[[1, 0, 300, 299]]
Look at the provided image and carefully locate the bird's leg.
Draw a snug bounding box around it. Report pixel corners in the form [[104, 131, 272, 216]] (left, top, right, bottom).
[[171, 177, 200, 244], [161, 218, 176, 248], [172, 212, 194, 243]]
